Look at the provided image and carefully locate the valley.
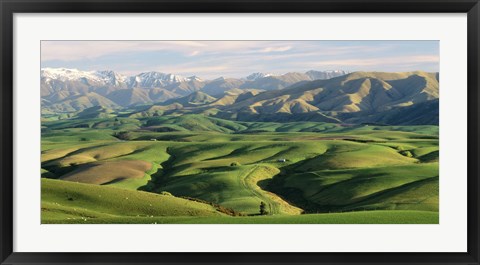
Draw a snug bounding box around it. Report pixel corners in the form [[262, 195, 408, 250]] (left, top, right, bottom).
[[41, 114, 439, 224], [41, 68, 439, 224]]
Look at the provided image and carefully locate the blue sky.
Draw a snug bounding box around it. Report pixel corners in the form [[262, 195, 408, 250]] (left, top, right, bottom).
[[41, 40, 439, 79]]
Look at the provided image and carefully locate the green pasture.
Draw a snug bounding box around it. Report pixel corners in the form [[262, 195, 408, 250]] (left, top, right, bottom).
[[41, 114, 439, 224]]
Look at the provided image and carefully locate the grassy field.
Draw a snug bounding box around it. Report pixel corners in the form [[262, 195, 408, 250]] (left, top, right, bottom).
[[41, 114, 439, 224], [42, 176, 437, 224], [42, 178, 226, 221], [45, 212, 439, 224]]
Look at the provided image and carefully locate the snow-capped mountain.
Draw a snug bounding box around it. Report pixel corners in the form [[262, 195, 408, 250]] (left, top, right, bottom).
[[41, 68, 348, 91], [244, 72, 275, 81], [244, 70, 347, 82], [305, 70, 349, 80], [40, 68, 350, 113], [187, 76, 203, 82], [95, 70, 127, 86], [41, 68, 127, 85], [41, 68, 200, 89], [126, 72, 190, 88]]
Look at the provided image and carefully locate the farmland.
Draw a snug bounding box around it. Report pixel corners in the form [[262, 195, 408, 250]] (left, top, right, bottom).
[[41, 115, 439, 224]]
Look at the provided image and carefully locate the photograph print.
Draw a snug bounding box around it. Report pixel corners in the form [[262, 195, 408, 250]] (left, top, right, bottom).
[[40, 40, 439, 224]]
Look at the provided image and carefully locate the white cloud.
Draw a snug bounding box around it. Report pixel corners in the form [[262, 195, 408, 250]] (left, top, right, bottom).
[[188, 51, 200, 57], [260, 46, 292, 53], [41, 41, 214, 61], [306, 55, 439, 67], [41, 40, 283, 61], [41, 41, 439, 77]]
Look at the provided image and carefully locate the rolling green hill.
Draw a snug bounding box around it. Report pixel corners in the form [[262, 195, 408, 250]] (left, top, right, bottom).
[[163, 91, 217, 107], [40, 71, 440, 224], [45, 92, 120, 113], [42, 173, 437, 224], [75, 106, 115, 119], [41, 178, 225, 223], [41, 114, 438, 223]]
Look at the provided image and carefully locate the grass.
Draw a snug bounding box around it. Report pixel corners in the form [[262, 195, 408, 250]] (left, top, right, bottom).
[[42, 178, 224, 223], [41, 114, 439, 224], [269, 163, 438, 212], [43, 210, 439, 224]]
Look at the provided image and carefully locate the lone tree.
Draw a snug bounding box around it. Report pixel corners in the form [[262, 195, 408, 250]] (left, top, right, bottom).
[[259, 201, 267, 215]]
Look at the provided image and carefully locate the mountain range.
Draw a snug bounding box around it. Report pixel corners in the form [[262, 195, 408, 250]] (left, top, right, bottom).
[[41, 68, 348, 113], [41, 68, 439, 125]]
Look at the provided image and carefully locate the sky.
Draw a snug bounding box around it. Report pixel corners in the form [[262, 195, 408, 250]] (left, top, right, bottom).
[[41, 40, 439, 79]]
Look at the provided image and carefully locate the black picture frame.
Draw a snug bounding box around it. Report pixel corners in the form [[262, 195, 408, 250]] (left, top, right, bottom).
[[1, 0, 479, 264]]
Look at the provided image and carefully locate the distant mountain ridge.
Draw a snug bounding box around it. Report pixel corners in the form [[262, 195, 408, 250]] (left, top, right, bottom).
[[151, 71, 438, 125], [41, 69, 439, 125], [218, 71, 439, 125], [41, 68, 348, 112]]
